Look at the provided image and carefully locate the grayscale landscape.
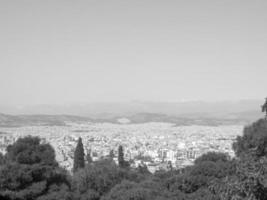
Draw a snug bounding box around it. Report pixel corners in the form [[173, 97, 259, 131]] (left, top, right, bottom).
[[0, 1, 266, 200]]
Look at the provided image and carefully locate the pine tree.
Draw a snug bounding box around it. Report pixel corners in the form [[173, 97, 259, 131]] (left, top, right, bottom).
[[73, 137, 85, 172], [118, 145, 124, 168]]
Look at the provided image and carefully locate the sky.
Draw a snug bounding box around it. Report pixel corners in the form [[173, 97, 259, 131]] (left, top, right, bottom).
[[0, 0, 267, 106]]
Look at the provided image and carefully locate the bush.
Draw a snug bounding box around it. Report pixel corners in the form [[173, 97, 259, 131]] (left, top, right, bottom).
[[233, 118, 267, 158], [0, 136, 71, 200]]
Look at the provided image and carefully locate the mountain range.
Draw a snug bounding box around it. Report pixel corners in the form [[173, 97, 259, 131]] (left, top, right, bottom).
[[0, 100, 264, 127]]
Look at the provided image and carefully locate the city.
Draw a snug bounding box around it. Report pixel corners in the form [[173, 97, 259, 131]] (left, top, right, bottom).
[[0, 122, 243, 173]]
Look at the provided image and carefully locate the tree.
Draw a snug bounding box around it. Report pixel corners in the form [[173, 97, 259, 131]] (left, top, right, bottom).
[[233, 118, 267, 158], [72, 157, 150, 200], [6, 136, 57, 166], [101, 180, 150, 200], [209, 156, 267, 200], [137, 162, 151, 175], [118, 145, 125, 168], [72, 159, 120, 199], [0, 136, 71, 200], [194, 152, 229, 165], [213, 118, 267, 200], [73, 137, 85, 172], [209, 118, 267, 200], [101, 179, 183, 200], [0, 152, 5, 165], [261, 98, 267, 117]]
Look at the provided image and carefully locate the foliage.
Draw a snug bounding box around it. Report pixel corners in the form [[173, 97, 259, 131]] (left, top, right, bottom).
[[212, 118, 267, 200], [210, 156, 267, 200], [233, 118, 267, 158], [101, 179, 184, 200], [73, 137, 85, 172], [118, 145, 125, 168], [0, 136, 71, 200], [72, 159, 120, 197], [72, 159, 150, 200], [6, 136, 57, 166], [137, 163, 151, 175], [194, 152, 229, 164], [0, 152, 5, 165], [164, 153, 235, 195]]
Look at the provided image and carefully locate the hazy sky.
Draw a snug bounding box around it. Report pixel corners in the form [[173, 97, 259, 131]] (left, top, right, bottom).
[[0, 0, 267, 105]]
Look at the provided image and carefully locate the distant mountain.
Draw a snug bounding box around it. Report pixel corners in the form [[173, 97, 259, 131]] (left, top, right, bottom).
[[0, 100, 263, 117], [0, 110, 262, 127], [0, 113, 91, 127], [100, 112, 261, 126], [0, 100, 264, 127]]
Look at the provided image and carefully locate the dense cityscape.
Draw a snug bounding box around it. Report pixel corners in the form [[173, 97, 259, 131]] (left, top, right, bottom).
[[0, 121, 243, 172]]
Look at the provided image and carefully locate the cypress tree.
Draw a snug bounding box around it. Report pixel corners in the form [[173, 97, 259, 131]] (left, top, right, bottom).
[[73, 137, 85, 172], [118, 145, 124, 167]]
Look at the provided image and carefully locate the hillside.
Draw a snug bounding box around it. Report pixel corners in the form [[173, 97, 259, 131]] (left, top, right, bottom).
[[0, 110, 262, 127], [0, 113, 91, 127]]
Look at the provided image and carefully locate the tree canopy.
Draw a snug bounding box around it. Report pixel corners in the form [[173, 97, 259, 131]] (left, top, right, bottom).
[[73, 137, 85, 172], [233, 118, 267, 158], [0, 136, 72, 200]]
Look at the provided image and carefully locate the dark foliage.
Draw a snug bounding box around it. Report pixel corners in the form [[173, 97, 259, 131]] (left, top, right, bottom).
[[162, 152, 236, 197], [213, 118, 267, 200], [73, 137, 85, 172], [0, 136, 71, 200], [72, 159, 149, 200], [6, 136, 57, 166], [194, 152, 229, 164], [0, 152, 5, 165], [137, 163, 151, 175], [118, 145, 124, 168], [233, 118, 267, 158], [101, 179, 185, 200]]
